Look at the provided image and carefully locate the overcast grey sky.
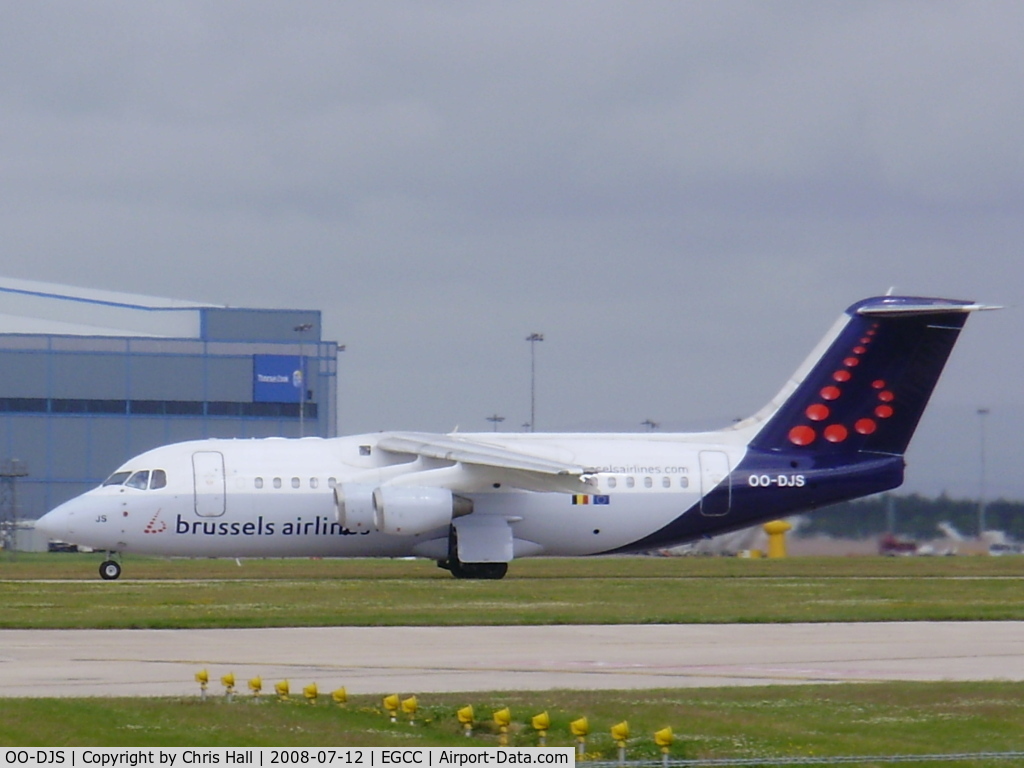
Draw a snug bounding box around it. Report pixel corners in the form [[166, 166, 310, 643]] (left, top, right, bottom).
[[1, 2, 1021, 500]]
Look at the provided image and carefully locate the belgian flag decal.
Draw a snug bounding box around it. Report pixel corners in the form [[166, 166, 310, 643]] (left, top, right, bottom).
[[572, 495, 610, 505]]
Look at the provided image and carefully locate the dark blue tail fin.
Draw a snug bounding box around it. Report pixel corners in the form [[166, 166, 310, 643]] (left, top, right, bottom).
[[748, 296, 986, 457]]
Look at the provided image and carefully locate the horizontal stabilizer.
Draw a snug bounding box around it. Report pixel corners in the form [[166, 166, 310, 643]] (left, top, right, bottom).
[[856, 298, 1000, 317]]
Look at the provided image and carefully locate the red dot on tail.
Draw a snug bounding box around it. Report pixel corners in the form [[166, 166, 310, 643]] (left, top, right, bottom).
[[875, 405, 894, 418], [789, 426, 816, 446], [824, 424, 849, 443], [843, 357, 860, 367], [853, 346, 867, 355], [833, 370, 851, 383], [878, 390, 895, 402], [806, 404, 830, 421], [820, 386, 841, 401], [855, 418, 877, 435], [872, 379, 886, 389]]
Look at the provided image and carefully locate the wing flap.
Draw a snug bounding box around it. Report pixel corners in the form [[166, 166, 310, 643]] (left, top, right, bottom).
[[375, 432, 596, 493], [377, 432, 590, 476]]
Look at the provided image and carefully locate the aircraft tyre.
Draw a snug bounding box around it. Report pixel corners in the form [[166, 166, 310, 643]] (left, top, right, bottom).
[[99, 560, 121, 581], [440, 526, 508, 579], [448, 560, 508, 580]]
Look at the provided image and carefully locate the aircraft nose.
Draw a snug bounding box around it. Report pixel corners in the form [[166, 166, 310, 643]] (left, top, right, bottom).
[[34, 499, 79, 539]]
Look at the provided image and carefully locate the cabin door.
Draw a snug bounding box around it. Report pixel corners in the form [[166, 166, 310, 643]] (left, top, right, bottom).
[[192, 451, 226, 517], [699, 450, 731, 517]]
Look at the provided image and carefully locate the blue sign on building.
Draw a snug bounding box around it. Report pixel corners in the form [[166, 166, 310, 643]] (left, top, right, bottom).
[[253, 355, 303, 403]]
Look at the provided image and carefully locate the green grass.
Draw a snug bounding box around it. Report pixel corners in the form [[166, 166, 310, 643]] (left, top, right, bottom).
[[1, 553, 1023, 628], [0, 682, 1021, 761], [3, 556, 1023, 760]]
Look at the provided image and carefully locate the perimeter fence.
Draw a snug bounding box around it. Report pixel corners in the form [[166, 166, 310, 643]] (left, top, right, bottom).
[[584, 752, 1024, 766]]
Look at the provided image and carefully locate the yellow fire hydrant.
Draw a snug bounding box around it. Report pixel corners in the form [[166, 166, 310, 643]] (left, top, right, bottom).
[[763, 519, 793, 558]]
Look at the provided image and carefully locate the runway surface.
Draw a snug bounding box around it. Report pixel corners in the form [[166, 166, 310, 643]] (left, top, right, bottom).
[[2, 622, 1022, 697]]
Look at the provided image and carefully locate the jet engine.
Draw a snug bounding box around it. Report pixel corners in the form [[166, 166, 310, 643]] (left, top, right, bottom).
[[334, 483, 376, 532], [373, 486, 472, 536], [335, 483, 472, 536]]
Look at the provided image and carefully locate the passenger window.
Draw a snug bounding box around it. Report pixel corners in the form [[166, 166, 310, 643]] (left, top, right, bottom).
[[680, 477, 689, 488], [291, 477, 300, 489], [607, 476, 617, 489], [328, 477, 337, 488], [255, 477, 264, 489], [310, 477, 319, 489], [102, 471, 131, 487], [273, 477, 282, 489], [644, 477, 653, 488], [662, 477, 671, 488], [626, 477, 635, 488], [125, 471, 150, 490], [151, 470, 167, 489]]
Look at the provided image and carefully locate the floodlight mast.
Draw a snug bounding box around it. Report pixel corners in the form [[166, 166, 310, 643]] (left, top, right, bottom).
[[526, 332, 543, 432], [0, 458, 28, 553], [294, 323, 314, 437], [977, 407, 990, 537]]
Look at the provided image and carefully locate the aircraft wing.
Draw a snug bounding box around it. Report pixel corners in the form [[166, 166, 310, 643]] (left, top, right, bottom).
[[375, 432, 597, 493]]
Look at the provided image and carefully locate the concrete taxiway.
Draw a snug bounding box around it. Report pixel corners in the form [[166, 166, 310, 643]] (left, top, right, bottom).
[[1, 622, 1021, 697]]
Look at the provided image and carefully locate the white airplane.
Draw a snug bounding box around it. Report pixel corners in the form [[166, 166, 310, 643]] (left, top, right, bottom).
[[35, 295, 991, 580]]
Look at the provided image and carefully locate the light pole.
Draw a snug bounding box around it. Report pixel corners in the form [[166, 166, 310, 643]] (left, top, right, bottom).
[[977, 407, 990, 537], [336, 344, 346, 435], [526, 333, 543, 432], [294, 323, 313, 437], [486, 413, 505, 432]]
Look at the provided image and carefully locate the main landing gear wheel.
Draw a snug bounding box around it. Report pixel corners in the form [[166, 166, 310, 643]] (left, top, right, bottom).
[[447, 560, 508, 580], [439, 525, 509, 580], [99, 560, 122, 581]]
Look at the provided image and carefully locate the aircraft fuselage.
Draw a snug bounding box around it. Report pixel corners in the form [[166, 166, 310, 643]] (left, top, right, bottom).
[[35, 295, 989, 579]]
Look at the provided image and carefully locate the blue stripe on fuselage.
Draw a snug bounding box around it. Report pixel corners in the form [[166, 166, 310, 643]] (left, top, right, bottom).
[[603, 451, 903, 553]]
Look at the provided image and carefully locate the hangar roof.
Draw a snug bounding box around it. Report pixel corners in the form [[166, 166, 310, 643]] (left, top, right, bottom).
[[0, 277, 322, 343], [0, 276, 223, 338]]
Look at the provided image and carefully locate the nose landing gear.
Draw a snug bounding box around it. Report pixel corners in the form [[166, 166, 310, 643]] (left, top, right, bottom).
[[99, 557, 122, 581]]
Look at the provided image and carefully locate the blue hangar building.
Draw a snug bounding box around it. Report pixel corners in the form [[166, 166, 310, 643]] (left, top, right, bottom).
[[0, 277, 341, 519]]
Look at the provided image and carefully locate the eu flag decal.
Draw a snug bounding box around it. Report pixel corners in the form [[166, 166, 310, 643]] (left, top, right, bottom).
[[572, 495, 610, 505]]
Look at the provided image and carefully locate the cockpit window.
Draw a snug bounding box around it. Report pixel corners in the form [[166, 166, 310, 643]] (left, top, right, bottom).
[[102, 471, 132, 487], [125, 470, 150, 490], [102, 469, 167, 490]]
